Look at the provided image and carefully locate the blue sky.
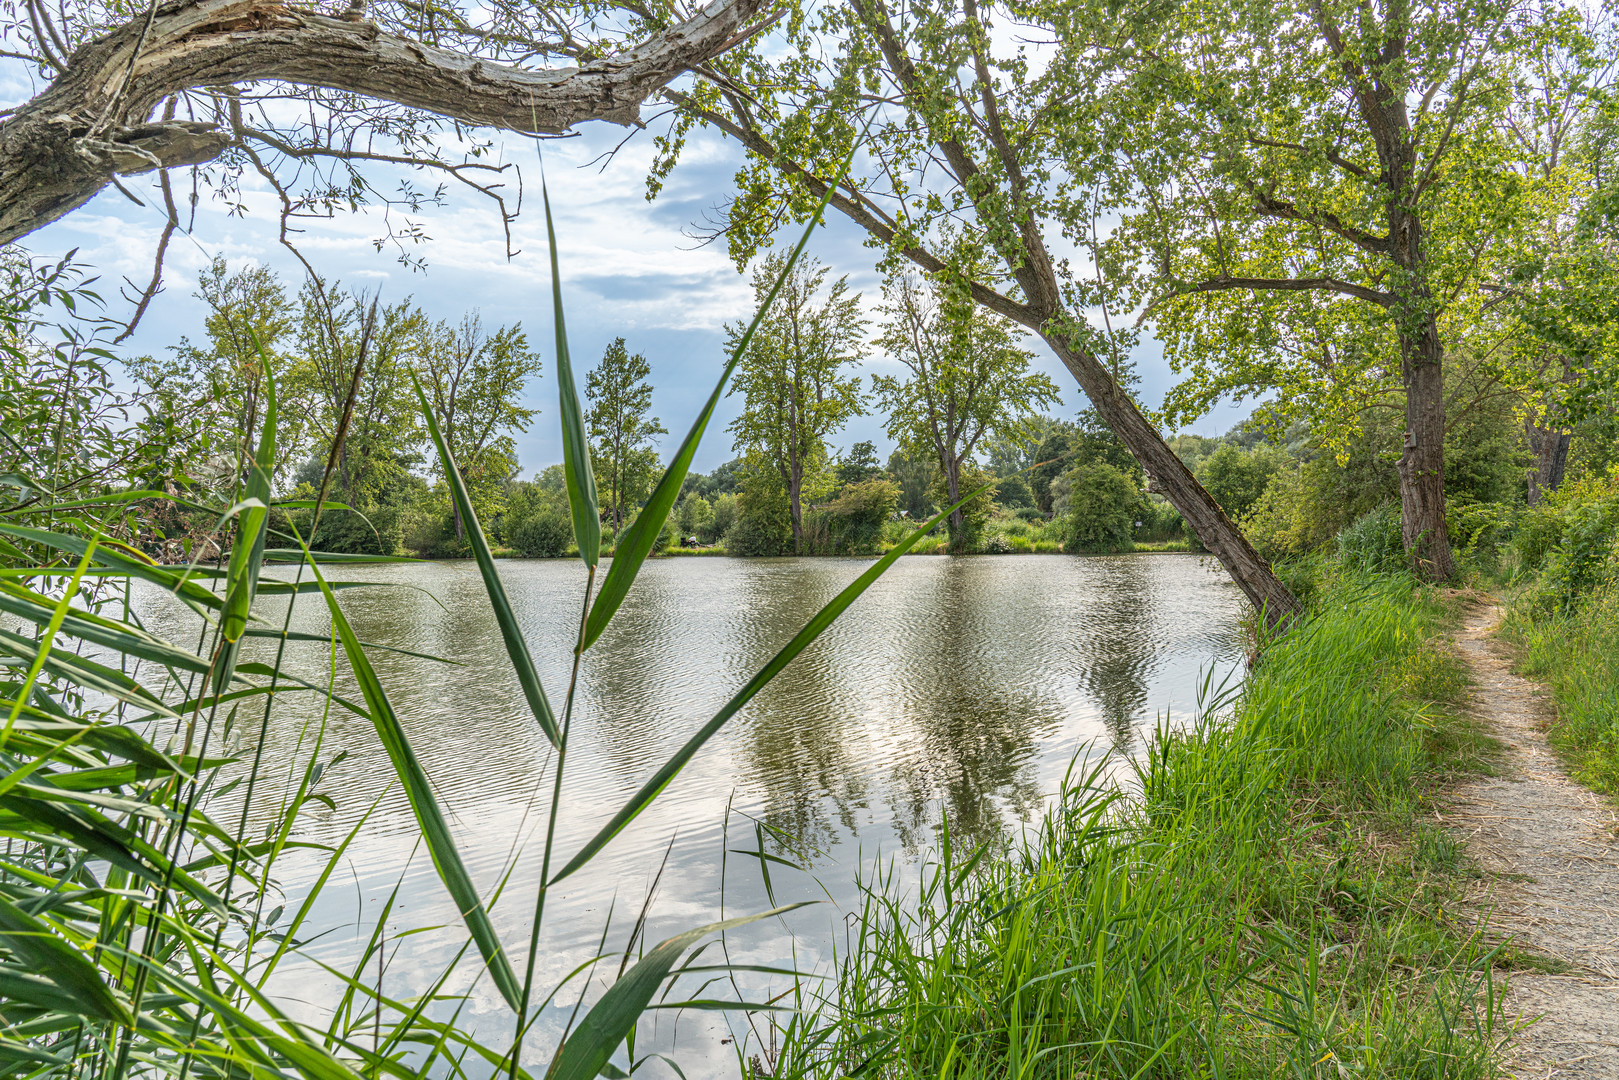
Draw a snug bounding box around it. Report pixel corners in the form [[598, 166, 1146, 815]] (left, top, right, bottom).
[[16, 107, 1251, 477]]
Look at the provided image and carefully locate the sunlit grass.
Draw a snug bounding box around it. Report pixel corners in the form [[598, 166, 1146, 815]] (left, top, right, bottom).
[[763, 573, 1506, 1080]]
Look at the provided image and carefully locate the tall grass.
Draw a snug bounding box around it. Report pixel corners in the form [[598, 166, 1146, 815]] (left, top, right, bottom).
[[765, 574, 1504, 1079], [1503, 584, 1619, 795]]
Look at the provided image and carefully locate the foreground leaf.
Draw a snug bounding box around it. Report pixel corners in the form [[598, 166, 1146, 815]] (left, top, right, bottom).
[[411, 374, 559, 747]]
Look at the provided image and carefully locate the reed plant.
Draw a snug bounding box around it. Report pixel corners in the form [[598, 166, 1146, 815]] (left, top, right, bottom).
[[764, 573, 1505, 1079], [0, 132, 999, 1080]]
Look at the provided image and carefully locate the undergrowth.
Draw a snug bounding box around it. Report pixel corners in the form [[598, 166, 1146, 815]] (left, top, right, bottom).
[[1501, 585, 1619, 796], [764, 573, 1505, 1079]]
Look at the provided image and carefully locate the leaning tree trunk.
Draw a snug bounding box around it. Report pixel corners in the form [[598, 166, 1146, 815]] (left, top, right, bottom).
[[0, 0, 765, 246], [665, 81, 1303, 629], [1042, 328, 1302, 629], [1395, 314, 1456, 580]]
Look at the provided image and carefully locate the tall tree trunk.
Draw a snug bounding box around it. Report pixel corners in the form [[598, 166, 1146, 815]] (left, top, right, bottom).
[[788, 462, 804, 553], [1525, 420, 1571, 507], [944, 459, 964, 551], [1395, 317, 1455, 580], [1043, 329, 1302, 629]]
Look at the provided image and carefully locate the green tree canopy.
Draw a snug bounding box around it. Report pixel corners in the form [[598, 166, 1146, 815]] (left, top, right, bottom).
[[585, 338, 667, 534], [725, 254, 866, 552], [418, 313, 542, 541], [873, 269, 1059, 549]]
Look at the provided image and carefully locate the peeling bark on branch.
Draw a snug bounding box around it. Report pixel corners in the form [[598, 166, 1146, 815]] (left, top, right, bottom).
[[0, 0, 766, 245]]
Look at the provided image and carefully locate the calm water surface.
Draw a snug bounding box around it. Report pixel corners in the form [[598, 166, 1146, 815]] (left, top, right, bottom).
[[133, 553, 1244, 1065]]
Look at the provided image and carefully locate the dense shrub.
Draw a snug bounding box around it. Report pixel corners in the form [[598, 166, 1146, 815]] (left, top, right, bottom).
[[303, 506, 402, 556], [817, 478, 900, 554], [509, 508, 572, 557], [711, 492, 739, 541], [1135, 497, 1184, 543], [677, 494, 715, 541], [928, 464, 996, 552], [1060, 461, 1139, 553], [1196, 443, 1286, 520], [1506, 477, 1618, 610], [994, 473, 1034, 509], [727, 465, 794, 555], [1336, 504, 1406, 573]]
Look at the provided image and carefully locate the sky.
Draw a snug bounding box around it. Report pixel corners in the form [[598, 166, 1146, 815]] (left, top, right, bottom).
[[12, 89, 1253, 477]]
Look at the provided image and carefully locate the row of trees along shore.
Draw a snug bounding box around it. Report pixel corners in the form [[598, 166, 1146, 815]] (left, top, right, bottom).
[[8, 239, 1611, 592], [3, 0, 1617, 632]]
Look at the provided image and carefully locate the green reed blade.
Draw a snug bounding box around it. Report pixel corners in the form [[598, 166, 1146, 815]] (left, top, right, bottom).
[[139, 947, 366, 1080], [549, 904, 812, 1080], [294, 532, 526, 1013], [581, 129, 865, 652], [0, 970, 101, 1018], [241, 628, 459, 664], [0, 591, 211, 674], [221, 368, 277, 646], [411, 375, 560, 747], [260, 550, 416, 563], [2, 795, 226, 914], [0, 894, 131, 1025], [0, 626, 173, 717], [551, 474, 997, 885], [1, 539, 97, 748], [539, 179, 601, 569]]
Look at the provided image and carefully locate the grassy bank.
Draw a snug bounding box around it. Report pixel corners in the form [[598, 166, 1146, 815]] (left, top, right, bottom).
[[1501, 585, 1619, 797], [764, 573, 1504, 1079]]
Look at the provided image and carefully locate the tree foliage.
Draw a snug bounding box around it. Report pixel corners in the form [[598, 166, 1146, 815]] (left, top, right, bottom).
[[418, 313, 542, 541], [586, 337, 667, 535], [726, 255, 866, 552], [873, 269, 1059, 549]]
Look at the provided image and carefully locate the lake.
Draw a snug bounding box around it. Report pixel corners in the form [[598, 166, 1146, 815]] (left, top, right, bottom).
[[131, 552, 1245, 1068]]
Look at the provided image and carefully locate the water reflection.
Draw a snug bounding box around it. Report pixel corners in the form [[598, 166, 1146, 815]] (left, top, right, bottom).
[[122, 552, 1244, 1047]]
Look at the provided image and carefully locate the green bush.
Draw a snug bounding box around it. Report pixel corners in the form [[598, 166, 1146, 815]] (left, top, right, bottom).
[[510, 509, 572, 557], [677, 494, 714, 540], [928, 464, 995, 552], [307, 506, 402, 556], [819, 478, 899, 553], [710, 492, 739, 542], [727, 504, 792, 556], [1014, 505, 1044, 522], [994, 473, 1034, 508], [1196, 442, 1287, 520], [1136, 497, 1184, 543], [1060, 461, 1139, 553], [1337, 504, 1406, 573]]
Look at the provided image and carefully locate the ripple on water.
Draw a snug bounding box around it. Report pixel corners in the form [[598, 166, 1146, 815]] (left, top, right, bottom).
[[121, 552, 1244, 1047]]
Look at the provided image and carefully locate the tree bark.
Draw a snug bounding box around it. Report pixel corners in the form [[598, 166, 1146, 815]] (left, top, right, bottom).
[[1395, 317, 1455, 578], [1040, 327, 1301, 627], [787, 460, 804, 553], [0, 0, 765, 246], [1526, 420, 1571, 507], [944, 457, 964, 550]]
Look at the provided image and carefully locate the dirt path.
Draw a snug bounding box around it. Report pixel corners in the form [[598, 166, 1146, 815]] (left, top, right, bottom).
[[1446, 603, 1619, 1078]]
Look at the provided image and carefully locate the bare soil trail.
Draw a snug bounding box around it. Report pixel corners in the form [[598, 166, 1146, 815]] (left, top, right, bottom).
[[1446, 603, 1619, 1078]]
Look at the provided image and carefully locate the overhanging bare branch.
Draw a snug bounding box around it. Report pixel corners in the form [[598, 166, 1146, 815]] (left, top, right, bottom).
[[0, 0, 769, 245]]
